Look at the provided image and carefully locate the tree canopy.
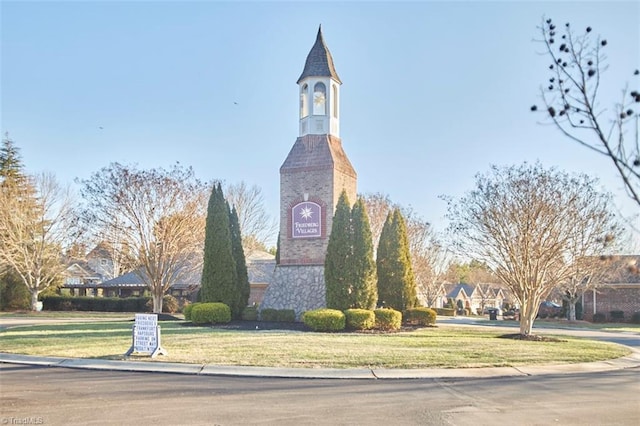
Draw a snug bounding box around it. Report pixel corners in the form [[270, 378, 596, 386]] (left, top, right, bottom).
[[445, 162, 624, 335], [531, 17, 640, 208], [79, 162, 207, 313]]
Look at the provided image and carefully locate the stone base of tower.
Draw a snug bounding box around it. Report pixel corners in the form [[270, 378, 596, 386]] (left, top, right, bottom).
[[260, 265, 326, 320]]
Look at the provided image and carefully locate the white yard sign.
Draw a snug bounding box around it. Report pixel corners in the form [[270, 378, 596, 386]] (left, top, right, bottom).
[[125, 313, 167, 358]]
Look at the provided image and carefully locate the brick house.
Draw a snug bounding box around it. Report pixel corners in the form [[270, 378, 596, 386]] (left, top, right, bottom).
[[582, 255, 640, 322]]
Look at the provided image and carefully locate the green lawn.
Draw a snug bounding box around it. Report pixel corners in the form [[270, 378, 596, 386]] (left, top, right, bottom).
[[0, 320, 631, 369]]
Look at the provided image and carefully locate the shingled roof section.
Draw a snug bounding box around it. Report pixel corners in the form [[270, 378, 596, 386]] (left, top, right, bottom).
[[280, 134, 356, 178], [297, 25, 341, 84]]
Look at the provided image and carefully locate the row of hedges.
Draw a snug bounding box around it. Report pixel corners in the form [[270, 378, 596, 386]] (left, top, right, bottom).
[[260, 308, 296, 322], [433, 308, 456, 317], [593, 310, 640, 324], [41, 295, 179, 313], [303, 307, 437, 332]]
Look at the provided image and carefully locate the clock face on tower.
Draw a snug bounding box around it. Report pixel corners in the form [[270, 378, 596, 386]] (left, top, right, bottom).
[[313, 91, 326, 115]]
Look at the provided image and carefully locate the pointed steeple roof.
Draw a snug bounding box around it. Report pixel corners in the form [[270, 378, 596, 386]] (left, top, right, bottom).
[[297, 25, 342, 84]]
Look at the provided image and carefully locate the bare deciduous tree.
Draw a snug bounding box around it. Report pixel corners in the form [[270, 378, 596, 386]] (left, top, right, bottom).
[[224, 181, 277, 252], [79, 163, 208, 313], [405, 217, 452, 307], [445, 163, 623, 336], [0, 173, 77, 310], [558, 192, 624, 320], [532, 17, 640, 206], [361, 193, 397, 250], [362, 192, 452, 307]]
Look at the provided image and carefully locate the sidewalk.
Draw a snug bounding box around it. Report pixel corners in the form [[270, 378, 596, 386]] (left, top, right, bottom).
[[2, 317, 639, 379]]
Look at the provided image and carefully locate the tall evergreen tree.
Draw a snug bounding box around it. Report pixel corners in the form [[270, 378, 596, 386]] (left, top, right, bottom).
[[230, 205, 250, 317], [376, 208, 418, 311], [350, 197, 377, 309], [0, 133, 26, 187], [0, 134, 33, 309], [324, 191, 352, 311], [394, 209, 418, 309], [200, 184, 239, 315]]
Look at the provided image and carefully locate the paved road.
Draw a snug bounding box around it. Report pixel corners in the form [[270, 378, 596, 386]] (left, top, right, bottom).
[[1, 363, 639, 425], [1, 317, 639, 425]]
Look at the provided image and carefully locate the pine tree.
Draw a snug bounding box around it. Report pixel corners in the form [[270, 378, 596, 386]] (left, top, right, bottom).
[[199, 184, 239, 315], [230, 205, 250, 317], [350, 197, 377, 309], [376, 208, 418, 311], [0, 133, 26, 186], [324, 191, 352, 311]]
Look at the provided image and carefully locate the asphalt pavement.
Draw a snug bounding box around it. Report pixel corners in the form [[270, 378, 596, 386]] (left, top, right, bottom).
[[1, 316, 639, 380]]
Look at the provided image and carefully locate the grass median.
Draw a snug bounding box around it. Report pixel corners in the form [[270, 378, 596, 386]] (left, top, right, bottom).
[[0, 319, 631, 369]]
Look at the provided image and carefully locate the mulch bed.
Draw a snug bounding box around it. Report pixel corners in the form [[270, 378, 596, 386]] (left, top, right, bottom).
[[181, 320, 432, 333], [498, 333, 567, 342]]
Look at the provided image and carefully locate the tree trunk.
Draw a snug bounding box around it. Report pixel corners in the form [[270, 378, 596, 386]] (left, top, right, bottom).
[[152, 291, 163, 314], [519, 298, 539, 336], [519, 313, 534, 336], [30, 290, 39, 311], [568, 301, 577, 321]]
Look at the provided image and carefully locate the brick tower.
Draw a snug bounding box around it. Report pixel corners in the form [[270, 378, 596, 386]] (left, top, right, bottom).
[[260, 26, 357, 318]]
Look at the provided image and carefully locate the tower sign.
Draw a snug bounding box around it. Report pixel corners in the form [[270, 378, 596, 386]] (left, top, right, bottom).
[[260, 26, 357, 318]]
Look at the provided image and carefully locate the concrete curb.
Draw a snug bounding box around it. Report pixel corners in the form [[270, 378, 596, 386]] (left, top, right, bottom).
[[2, 351, 639, 379]]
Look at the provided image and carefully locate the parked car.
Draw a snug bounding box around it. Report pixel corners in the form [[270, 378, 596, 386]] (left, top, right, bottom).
[[537, 301, 562, 318], [503, 308, 519, 320], [482, 307, 502, 315]]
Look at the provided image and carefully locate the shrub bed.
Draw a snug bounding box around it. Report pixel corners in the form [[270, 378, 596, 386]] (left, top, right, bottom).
[[434, 308, 455, 316], [374, 308, 402, 331], [190, 303, 231, 325], [404, 307, 437, 326], [242, 305, 258, 321], [303, 309, 345, 332], [592, 312, 607, 323], [631, 311, 640, 324], [260, 308, 296, 322], [42, 295, 149, 312], [344, 309, 375, 330], [183, 302, 197, 321], [609, 310, 625, 322]]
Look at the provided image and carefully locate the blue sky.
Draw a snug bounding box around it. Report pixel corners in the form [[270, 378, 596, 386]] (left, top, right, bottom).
[[2, 1, 639, 247]]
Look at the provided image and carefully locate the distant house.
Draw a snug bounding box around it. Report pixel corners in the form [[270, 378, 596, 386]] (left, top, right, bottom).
[[436, 282, 509, 314], [582, 255, 640, 322], [63, 242, 115, 297], [98, 269, 199, 300], [63, 262, 102, 296], [94, 250, 276, 305], [85, 242, 116, 281]]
